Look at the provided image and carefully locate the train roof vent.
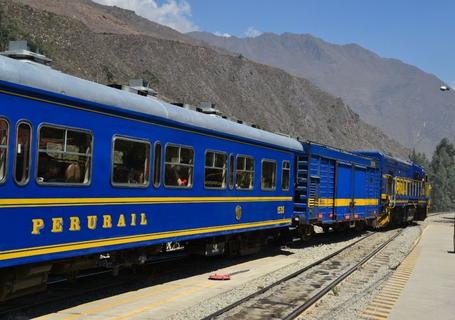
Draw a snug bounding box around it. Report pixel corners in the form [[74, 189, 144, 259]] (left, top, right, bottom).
[[108, 79, 157, 97], [0, 40, 52, 65], [198, 102, 222, 116], [170, 102, 196, 111], [127, 79, 157, 97], [274, 131, 291, 138], [183, 104, 196, 111]]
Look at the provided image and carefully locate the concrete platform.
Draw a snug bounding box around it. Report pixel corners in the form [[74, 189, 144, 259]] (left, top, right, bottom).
[[35, 251, 301, 320], [389, 214, 455, 320]]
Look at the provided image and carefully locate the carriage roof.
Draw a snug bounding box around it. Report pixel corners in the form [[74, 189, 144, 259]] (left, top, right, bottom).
[[0, 55, 303, 152]]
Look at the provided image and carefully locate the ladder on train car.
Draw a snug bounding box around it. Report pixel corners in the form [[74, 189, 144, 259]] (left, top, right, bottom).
[[294, 155, 309, 220]]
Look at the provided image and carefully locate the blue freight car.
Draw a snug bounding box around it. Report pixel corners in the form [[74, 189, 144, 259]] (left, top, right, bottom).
[[293, 142, 380, 235], [0, 53, 302, 299], [354, 151, 430, 225]]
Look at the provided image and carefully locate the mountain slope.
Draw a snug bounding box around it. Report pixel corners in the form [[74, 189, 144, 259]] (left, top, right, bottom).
[[188, 31, 455, 155], [16, 0, 192, 43], [0, 0, 406, 157]]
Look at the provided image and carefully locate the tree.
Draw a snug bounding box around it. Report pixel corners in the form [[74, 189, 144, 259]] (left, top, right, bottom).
[[429, 138, 455, 212], [409, 148, 430, 172]]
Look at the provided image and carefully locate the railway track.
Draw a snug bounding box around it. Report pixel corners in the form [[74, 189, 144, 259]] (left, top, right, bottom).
[[0, 230, 369, 318], [0, 229, 406, 319], [203, 228, 404, 320], [427, 211, 450, 217]]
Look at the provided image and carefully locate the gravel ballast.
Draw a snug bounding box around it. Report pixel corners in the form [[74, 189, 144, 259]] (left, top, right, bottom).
[[169, 229, 401, 320], [300, 223, 423, 320]]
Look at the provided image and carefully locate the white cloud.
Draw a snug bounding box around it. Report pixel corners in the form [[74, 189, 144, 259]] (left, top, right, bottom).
[[450, 80, 455, 90], [214, 31, 231, 38], [92, 0, 199, 33], [245, 26, 261, 38]]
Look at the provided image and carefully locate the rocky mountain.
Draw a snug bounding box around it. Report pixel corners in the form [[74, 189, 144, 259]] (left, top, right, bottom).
[[17, 0, 192, 43], [188, 31, 455, 156], [0, 0, 407, 157]]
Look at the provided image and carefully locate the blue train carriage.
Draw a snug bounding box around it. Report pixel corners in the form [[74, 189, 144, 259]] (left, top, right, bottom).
[[293, 142, 380, 236], [0, 52, 302, 300], [354, 152, 430, 226]]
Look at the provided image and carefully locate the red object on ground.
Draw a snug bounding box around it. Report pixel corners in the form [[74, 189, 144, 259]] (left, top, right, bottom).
[[208, 273, 231, 280]]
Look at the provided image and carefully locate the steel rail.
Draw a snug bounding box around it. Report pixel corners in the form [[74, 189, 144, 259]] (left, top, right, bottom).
[[202, 231, 377, 320], [283, 229, 403, 320]]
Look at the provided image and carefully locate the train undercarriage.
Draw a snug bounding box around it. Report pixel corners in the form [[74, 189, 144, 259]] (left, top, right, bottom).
[[0, 228, 288, 302]]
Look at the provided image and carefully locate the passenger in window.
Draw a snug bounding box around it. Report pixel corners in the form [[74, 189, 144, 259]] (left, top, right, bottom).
[[175, 165, 188, 186], [165, 164, 187, 186], [127, 168, 145, 184], [65, 162, 81, 183], [127, 168, 138, 184], [236, 172, 250, 189], [44, 165, 60, 183]]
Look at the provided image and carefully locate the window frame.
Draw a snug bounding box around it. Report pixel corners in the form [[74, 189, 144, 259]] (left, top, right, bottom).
[[235, 154, 255, 191], [228, 153, 235, 190], [36, 123, 94, 187], [0, 117, 10, 185], [261, 159, 277, 191], [153, 141, 162, 189], [163, 143, 195, 189], [111, 135, 151, 188], [281, 160, 291, 191], [14, 120, 33, 186], [204, 149, 228, 190]]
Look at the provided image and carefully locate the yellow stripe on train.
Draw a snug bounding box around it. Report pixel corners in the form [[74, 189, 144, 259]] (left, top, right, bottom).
[[308, 198, 379, 207], [0, 196, 293, 208], [0, 218, 292, 260]]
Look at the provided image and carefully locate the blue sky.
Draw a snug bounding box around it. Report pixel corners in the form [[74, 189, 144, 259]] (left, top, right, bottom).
[[94, 0, 454, 86]]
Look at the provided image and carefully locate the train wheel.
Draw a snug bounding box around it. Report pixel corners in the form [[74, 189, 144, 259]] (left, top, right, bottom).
[[355, 221, 365, 232], [300, 225, 314, 240]]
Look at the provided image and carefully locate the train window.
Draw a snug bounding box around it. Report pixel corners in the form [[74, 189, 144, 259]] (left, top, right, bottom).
[[0, 119, 8, 184], [164, 144, 194, 188], [385, 176, 392, 195], [37, 125, 92, 185], [112, 137, 150, 187], [282, 160, 290, 191], [14, 122, 32, 185], [204, 151, 227, 189], [236, 155, 254, 190], [228, 154, 235, 190], [153, 142, 162, 188], [261, 160, 276, 191]]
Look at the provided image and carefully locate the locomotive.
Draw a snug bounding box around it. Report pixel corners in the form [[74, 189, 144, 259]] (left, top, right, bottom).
[[0, 42, 430, 300]]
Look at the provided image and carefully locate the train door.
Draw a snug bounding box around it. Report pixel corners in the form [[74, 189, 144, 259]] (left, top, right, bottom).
[[335, 162, 354, 221], [318, 157, 335, 223], [353, 166, 368, 219], [384, 174, 393, 198], [367, 168, 380, 219]]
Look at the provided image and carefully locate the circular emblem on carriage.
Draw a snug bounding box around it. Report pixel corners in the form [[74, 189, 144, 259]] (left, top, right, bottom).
[[235, 205, 242, 221]]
